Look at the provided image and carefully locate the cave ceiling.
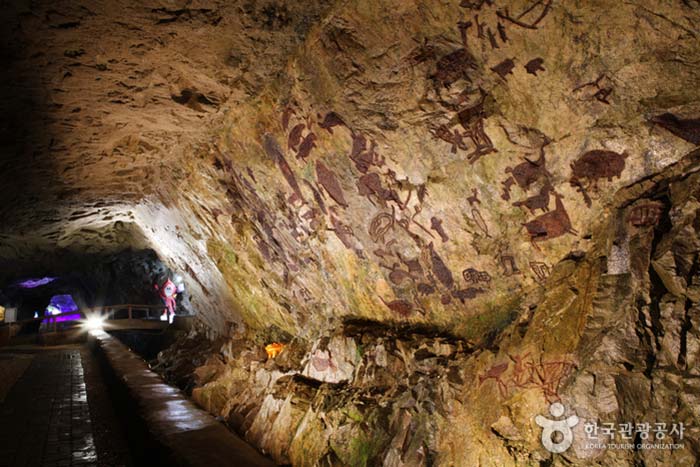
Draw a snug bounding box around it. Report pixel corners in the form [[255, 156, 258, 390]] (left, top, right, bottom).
[[0, 0, 699, 336]]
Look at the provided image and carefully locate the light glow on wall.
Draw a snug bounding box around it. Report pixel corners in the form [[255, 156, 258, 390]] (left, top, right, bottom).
[[45, 294, 79, 315], [16, 277, 57, 289]]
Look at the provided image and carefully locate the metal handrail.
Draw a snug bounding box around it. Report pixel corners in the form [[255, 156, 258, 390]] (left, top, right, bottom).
[[88, 304, 166, 321], [1, 303, 167, 330]]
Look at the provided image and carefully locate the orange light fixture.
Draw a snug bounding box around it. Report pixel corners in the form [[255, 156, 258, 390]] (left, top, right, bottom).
[[265, 342, 285, 359]]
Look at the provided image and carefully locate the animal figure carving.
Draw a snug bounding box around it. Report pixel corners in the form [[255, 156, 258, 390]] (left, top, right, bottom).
[[496, 0, 552, 30], [429, 242, 455, 289], [491, 58, 515, 80], [480, 353, 575, 402], [525, 58, 545, 75], [417, 283, 436, 296], [508, 352, 535, 387], [288, 123, 305, 151], [329, 215, 361, 257], [430, 49, 478, 91], [452, 287, 484, 303], [432, 125, 468, 153], [296, 133, 317, 160], [502, 149, 549, 200], [316, 161, 348, 207], [318, 112, 346, 133], [462, 119, 496, 163], [478, 362, 510, 397], [263, 134, 305, 203], [281, 106, 295, 130], [379, 297, 413, 317], [386, 265, 412, 285], [523, 192, 578, 249], [512, 182, 552, 214], [569, 150, 628, 206], [357, 173, 401, 207]]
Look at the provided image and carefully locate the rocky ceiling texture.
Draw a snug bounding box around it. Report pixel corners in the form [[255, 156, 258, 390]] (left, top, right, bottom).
[[2, 0, 700, 465]]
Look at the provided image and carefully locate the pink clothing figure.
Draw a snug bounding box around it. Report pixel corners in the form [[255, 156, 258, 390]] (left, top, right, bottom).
[[154, 279, 178, 323]]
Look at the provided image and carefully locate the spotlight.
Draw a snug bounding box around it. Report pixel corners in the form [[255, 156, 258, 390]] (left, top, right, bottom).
[[84, 314, 106, 331]]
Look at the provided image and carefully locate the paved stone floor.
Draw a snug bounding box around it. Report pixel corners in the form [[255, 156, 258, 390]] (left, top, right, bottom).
[[0, 348, 98, 467]]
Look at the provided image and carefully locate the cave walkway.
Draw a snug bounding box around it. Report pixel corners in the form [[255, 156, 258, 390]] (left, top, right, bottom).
[[0, 347, 101, 467], [0, 338, 275, 467]]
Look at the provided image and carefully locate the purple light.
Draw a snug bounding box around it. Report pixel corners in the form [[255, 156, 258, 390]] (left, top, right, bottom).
[[17, 277, 57, 289], [46, 294, 79, 314], [42, 312, 83, 324]]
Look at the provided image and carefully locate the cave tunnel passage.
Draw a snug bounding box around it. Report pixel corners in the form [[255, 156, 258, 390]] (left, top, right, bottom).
[[0, 246, 274, 466], [0, 248, 195, 323]]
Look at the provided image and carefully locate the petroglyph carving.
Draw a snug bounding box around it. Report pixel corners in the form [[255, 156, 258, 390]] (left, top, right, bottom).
[[304, 179, 327, 215], [357, 172, 401, 207], [481, 353, 576, 402], [417, 282, 436, 296], [430, 217, 449, 242], [281, 106, 295, 131], [467, 188, 481, 206], [457, 20, 472, 47], [329, 216, 357, 252], [523, 192, 578, 249], [288, 123, 305, 151], [431, 125, 468, 154], [462, 268, 491, 285], [512, 182, 552, 214], [452, 287, 484, 303], [318, 112, 346, 133], [369, 211, 395, 244], [316, 161, 348, 207], [502, 148, 549, 200], [491, 58, 515, 80], [379, 297, 413, 317], [296, 132, 317, 160], [525, 57, 545, 75], [572, 74, 613, 105], [407, 39, 437, 67], [350, 138, 384, 174], [496, 0, 552, 30], [500, 254, 520, 276], [471, 208, 490, 237], [429, 242, 455, 289], [430, 49, 478, 91], [381, 263, 413, 285], [569, 150, 628, 206], [263, 134, 305, 203], [530, 261, 550, 284], [629, 201, 664, 227], [479, 362, 509, 397], [463, 119, 497, 163]]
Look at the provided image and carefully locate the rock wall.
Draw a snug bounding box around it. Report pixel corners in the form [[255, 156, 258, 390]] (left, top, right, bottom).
[[2, 0, 700, 464], [193, 0, 700, 340], [159, 150, 700, 464]]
